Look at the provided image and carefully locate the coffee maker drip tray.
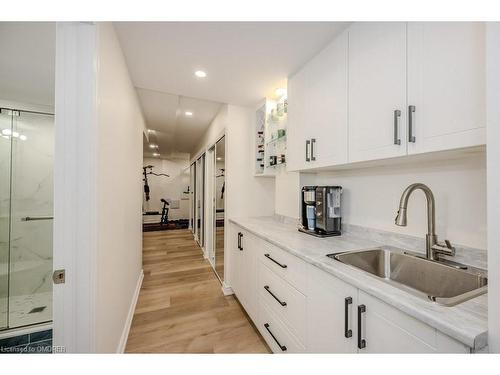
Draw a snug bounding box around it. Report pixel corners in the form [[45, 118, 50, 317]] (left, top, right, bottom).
[[298, 227, 341, 238]]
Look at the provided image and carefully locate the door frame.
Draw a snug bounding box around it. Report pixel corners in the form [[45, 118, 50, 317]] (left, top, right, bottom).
[[53, 22, 99, 353]]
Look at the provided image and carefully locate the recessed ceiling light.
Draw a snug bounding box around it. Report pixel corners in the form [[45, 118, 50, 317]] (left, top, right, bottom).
[[216, 157, 222, 161], [149, 144, 157, 149], [194, 70, 207, 78], [185, 111, 193, 117], [19, 135, 27, 141], [147, 129, 154, 133], [153, 153, 160, 157], [1, 129, 11, 136], [275, 88, 287, 98]]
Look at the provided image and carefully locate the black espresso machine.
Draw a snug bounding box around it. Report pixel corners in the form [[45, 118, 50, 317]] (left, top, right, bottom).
[[299, 186, 342, 237]]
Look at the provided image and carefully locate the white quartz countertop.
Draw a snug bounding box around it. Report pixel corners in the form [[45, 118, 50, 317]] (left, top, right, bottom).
[[229, 216, 488, 351]]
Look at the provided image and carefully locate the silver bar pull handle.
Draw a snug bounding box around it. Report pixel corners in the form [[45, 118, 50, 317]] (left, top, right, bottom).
[[311, 138, 316, 161], [408, 105, 416, 143], [21, 216, 54, 221], [305, 139, 311, 162], [393, 110, 401, 145]]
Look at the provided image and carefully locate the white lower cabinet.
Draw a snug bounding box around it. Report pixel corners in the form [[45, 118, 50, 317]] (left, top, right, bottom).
[[306, 264, 470, 353], [357, 290, 469, 353], [307, 263, 358, 353], [228, 225, 257, 319], [230, 224, 471, 354], [257, 299, 306, 353]]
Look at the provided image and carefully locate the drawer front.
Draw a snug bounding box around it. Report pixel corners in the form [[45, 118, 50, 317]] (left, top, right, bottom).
[[256, 238, 307, 293], [258, 298, 306, 353], [258, 261, 306, 343]]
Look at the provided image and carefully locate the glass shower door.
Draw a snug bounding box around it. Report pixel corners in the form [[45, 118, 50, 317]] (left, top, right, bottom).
[[9, 110, 54, 328], [0, 109, 12, 330], [0, 108, 54, 330]]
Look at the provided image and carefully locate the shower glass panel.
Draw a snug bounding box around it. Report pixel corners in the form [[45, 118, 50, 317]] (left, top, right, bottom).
[[0, 108, 54, 330], [0, 109, 12, 330]]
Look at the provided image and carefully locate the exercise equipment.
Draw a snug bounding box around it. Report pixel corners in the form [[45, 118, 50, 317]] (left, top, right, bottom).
[[142, 165, 169, 201]]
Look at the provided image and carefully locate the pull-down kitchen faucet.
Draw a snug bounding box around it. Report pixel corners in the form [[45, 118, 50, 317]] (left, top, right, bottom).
[[395, 183, 455, 261]]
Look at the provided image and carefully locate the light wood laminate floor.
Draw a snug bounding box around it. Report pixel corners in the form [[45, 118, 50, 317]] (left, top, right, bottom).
[[125, 229, 270, 353]]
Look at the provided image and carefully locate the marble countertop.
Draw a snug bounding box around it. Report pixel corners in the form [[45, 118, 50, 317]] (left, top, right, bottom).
[[229, 216, 488, 351]]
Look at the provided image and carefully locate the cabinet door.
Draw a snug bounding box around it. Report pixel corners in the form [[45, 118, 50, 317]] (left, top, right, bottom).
[[237, 230, 257, 320], [286, 66, 309, 172], [348, 22, 408, 163], [357, 290, 437, 353], [306, 31, 348, 168], [407, 22, 486, 154], [307, 265, 358, 353], [228, 225, 242, 296]]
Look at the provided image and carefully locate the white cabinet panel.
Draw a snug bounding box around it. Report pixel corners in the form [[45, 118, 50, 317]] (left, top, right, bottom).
[[348, 22, 408, 162], [258, 298, 306, 353], [357, 290, 468, 353], [256, 237, 307, 293], [307, 265, 358, 353], [286, 31, 348, 171], [306, 31, 348, 168], [407, 22, 486, 154], [229, 225, 257, 321], [258, 260, 306, 343], [228, 224, 241, 296]]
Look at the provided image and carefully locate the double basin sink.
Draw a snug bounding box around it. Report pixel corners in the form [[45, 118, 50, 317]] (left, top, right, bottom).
[[329, 248, 487, 306]]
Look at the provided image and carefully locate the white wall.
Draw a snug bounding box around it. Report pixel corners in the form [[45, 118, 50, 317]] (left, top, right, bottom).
[[143, 156, 190, 220], [94, 23, 144, 353], [487, 22, 500, 353], [191, 105, 228, 160], [225, 105, 275, 220], [275, 168, 301, 219], [191, 104, 276, 220], [311, 153, 486, 250]]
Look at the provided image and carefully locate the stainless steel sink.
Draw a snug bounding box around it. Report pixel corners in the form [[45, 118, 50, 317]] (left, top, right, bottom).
[[329, 248, 487, 306]]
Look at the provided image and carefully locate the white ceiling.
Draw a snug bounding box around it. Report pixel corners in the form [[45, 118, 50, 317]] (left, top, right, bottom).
[[116, 22, 349, 157], [139, 88, 222, 157], [115, 22, 349, 106], [0, 22, 55, 106]]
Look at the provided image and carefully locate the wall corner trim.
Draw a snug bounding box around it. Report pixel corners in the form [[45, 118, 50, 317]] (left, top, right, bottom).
[[117, 269, 144, 353], [221, 282, 234, 296]]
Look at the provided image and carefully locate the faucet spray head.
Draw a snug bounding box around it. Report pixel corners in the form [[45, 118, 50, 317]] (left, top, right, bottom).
[[395, 207, 407, 226]]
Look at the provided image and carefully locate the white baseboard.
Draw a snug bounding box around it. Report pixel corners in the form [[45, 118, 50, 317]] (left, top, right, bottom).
[[117, 269, 143, 353], [221, 282, 234, 296]]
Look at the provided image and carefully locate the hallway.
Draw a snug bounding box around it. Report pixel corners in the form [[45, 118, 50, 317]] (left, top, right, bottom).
[[125, 229, 270, 353]]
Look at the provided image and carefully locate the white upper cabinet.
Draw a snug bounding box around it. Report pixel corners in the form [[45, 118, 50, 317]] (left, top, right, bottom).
[[348, 22, 408, 163], [407, 22, 486, 154], [286, 31, 348, 171], [305, 31, 348, 168], [286, 22, 486, 170]]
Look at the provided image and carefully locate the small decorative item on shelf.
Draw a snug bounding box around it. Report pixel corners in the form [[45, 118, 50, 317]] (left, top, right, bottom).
[[279, 154, 286, 164], [269, 155, 277, 166], [277, 129, 286, 138], [277, 102, 284, 117], [284, 99, 288, 114]]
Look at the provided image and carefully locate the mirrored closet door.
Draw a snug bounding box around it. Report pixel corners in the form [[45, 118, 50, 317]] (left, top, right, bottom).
[[213, 136, 225, 281]]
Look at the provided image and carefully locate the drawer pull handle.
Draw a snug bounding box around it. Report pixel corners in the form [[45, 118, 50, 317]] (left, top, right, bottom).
[[408, 105, 416, 143], [264, 285, 287, 306], [393, 109, 401, 145], [238, 232, 243, 251], [357, 304, 367, 349], [264, 253, 287, 269], [344, 297, 352, 338], [264, 323, 287, 352]]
